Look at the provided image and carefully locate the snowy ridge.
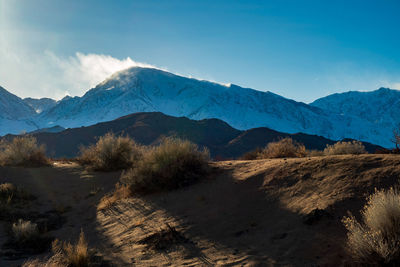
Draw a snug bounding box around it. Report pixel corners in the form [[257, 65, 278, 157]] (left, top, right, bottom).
[[23, 97, 57, 114], [0, 68, 398, 147], [0, 86, 38, 135], [35, 67, 391, 147]]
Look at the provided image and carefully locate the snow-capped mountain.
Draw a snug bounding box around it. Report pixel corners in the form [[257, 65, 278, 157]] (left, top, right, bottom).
[[34, 67, 387, 146], [311, 88, 400, 147], [0, 86, 38, 135], [1, 68, 398, 147], [23, 97, 57, 114], [311, 87, 400, 126]]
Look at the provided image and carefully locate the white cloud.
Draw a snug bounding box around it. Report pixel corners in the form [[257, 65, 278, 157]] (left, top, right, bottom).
[[0, 48, 158, 99], [388, 83, 400, 90], [379, 81, 400, 90]]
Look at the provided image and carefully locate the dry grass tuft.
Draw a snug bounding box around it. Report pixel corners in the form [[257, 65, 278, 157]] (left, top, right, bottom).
[[51, 229, 90, 267], [0, 136, 50, 167], [343, 187, 400, 265], [78, 133, 143, 171], [0, 183, 17, 204], [97, 183, 131, 210], [240, 147, 263, 160], [0, 183, 33, 203], [324, 140, 366, 155], [121, 137, 210, 194], [22, 230, 91, 267], [258, 138, 307, 159], [12, 219, 39, 243]]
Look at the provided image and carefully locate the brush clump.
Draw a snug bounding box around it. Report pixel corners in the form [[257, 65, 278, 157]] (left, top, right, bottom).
[[121, 137, 210, 194], [79, 133, 144, 171], [324, 140, 366, 155], [0, 136, 50, 167], [343, 187, 400, 265], [257, 138, 307, 159]]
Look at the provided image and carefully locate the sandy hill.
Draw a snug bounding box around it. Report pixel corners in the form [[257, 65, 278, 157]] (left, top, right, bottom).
[[1, 154, 400, 266]]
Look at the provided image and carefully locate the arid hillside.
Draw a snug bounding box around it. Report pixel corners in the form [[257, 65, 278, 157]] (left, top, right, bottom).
[[1, 154, 400, 266]]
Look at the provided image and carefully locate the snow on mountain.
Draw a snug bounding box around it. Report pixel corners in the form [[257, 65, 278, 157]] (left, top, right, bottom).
[[23, 97, 57, 113], [0, 86, 38, 135], [1, 69, 397, 147], [311, 88, 400, 147], [36, 67, 389, 147]]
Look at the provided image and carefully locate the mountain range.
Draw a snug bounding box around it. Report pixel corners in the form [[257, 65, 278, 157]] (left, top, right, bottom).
[[0, 112, 382, 159], [0, 67, 399, 147]]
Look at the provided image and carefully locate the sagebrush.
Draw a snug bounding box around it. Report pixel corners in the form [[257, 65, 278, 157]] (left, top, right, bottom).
[[79, 133, 144, 171], [52, 230, 89, 267], [324, 140, 366, 155], [257, 138, 307, 159], [12, 219, 39, 243], [343, 187, 400, 265], [0, 136, 49, 166], [23, 230, 90, 267], [240, 147, 263, 160], [121, 138, 210, 194]]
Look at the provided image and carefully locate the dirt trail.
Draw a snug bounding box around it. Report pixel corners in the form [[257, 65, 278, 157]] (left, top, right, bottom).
[[1, 155, 400, 266]]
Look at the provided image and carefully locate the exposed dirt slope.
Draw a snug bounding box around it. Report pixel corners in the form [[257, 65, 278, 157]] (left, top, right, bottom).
[[1, 155, 400, 266], [98, 154, 400, 266]]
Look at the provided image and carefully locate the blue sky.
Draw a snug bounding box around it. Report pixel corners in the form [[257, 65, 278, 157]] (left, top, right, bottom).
[[1, 0, 399, 102]]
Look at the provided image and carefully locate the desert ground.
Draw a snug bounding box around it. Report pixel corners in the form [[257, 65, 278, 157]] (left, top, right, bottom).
[[1, 154, 400, 266]]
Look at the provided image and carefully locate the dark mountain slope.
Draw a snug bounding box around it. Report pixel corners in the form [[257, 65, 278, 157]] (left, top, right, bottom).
[[2, 112, 382, 159]]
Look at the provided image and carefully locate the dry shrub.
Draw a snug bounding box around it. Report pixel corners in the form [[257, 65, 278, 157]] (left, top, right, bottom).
[[0, 183, 35, 221], [0, 183, 32, 203], [78, 133, 143, 171], [121, 138, 210, 194], [97, 183, 131, 210], [12, 219, 39, 243], [343, 187, 400, 265], [0, 183, 17, 204], [51, 230, 89, 267], [308, 150, 324, 157], [258, 138, 307, 159], [240, 147, 263, 160], [22, 230, 90, 267], [0, 136, 49, 167], [324, 140, 366, 155]]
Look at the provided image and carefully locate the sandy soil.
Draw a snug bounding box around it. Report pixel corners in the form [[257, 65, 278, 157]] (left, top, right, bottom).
[[2, 154, 400, 266]]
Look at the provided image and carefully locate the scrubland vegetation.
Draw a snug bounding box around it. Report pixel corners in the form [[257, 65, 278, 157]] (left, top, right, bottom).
[[257, 138, 307, 158], [23, 230, 91, 267], [79, 134, 210, 195], [12, 219, 39, 244], [241, 138, 368, 159], [79, 133, 144, 171], [343, 188, 400, 265], [121, 137, 210, 194], [98, 137, 210, 209], [3, 131, 400, 266], [0, 136, 49, 167], [324, 140, 366, 155]]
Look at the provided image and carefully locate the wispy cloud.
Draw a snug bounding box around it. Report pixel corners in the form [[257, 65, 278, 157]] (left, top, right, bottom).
[[0, 48, 158, 99], [47, 52, 157, 96]]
